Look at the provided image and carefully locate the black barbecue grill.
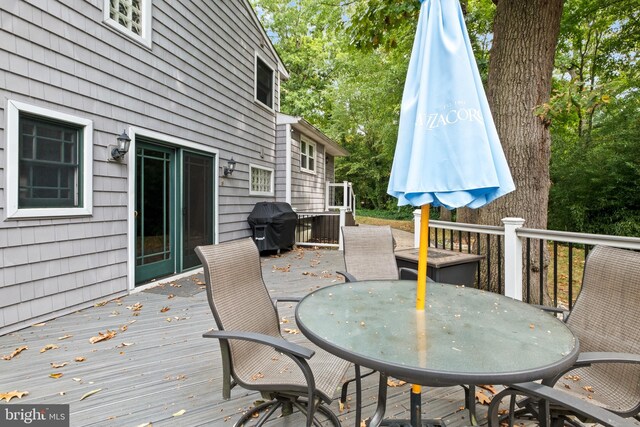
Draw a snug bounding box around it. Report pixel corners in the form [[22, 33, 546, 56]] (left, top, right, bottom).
[[247, 202, 298, 253]]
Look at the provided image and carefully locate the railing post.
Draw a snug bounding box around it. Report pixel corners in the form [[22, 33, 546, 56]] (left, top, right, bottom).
[[413, 209, 421, 249], [325, 181, 330, 210], [339, 208, 347, 251], [342, 181, 348, 209], [502, 217, 525, 300]]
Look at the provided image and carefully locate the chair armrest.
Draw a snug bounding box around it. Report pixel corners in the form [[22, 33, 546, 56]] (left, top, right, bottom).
[[506, 382, 634, 426], [336, 271, 357, 282], [399, 267, 418, 280], [544, 352, 640, 386], [575, 351, 640, 366], [399, 268, 434, 282], [532, 304, 570, 321], [272, 296, 302, 304], [203, 330, 315, 359]]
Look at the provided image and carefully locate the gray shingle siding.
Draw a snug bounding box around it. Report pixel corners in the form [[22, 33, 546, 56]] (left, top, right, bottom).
[[0, 0, 282, 333]]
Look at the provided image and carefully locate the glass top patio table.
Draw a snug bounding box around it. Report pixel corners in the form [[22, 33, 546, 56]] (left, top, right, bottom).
[[295, 280, 579, 387]]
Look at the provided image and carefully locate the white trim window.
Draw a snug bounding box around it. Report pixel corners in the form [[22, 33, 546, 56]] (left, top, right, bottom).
[[104, 0, 152, 48], [6, 100, 93, 219], [300, 138, 316, 173], [255, 53, 275, 110], [249, 164, 274, 196]]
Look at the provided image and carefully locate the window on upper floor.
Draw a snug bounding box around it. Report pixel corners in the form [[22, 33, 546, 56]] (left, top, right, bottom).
[[6, 100, 93, 219], [255, 54, 274, 110], [249, 164, 274, 196], [104, 0, 152, 48], [300, 138, 316, 173]]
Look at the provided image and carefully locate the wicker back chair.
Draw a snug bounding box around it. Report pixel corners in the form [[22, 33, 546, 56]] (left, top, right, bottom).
[[558, 245, 640, 415], [339, 225, 414, 282], [196, 238, 350, 427], [489, 245, 640, 426]]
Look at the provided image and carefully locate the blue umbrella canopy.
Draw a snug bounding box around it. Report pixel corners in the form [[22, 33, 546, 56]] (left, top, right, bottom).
[[387, 0, 515, 209]]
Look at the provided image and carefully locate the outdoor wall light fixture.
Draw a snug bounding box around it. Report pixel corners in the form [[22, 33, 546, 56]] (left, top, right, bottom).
[[109, 130, 131, 161], [223, 157, 237, 176]]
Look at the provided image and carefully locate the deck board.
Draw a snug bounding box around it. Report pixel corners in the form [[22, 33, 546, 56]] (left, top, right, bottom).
[[0, 247, 492, 426]]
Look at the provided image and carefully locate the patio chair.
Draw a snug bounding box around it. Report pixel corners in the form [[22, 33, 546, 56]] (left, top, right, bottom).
[[195, 238, 351, 427], [488, 245, 640, 426], [337, 225, 420, 282]]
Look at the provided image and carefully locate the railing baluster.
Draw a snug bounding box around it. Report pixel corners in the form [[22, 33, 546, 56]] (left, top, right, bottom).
[[497, 235, 502, 295], [553, 241, 558, 308], [486, 234, 491, 292], [568, 243, 574, 310], [525, 238, 531, 304], [539, 238, 544, 305]]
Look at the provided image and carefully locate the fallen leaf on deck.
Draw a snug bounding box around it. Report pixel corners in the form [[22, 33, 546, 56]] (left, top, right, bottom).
[[75, 357, 86, 362], [80, 389, 102, 401], [479, 384, 498, 394], [50, 373, 63, 379], [0, 390, 29, 402], [116, 343, 133, 348], [2, 346, 28, 360], [251, 372, 265, 381], [475, 390, 492, 405], [387, 378, 407, 387], [72, 378, 82, 382], [58, 335, 73, 340], [40, 344, 59, 353], [280, 317, 290, 324], [583, 385, 594, 393], [170, 283, 182, 288], [135, 423, 152, 427], [127, 302, 143, 311], [283, 328, 299, 334], [160, 307, 170, 313], [120, 324, 129, 332], [168, 294, 175, 299], [89, 330, 117, 344], [529, 323, 535, 329], [94, 301, 109, 307], [172, 409, 186, 417], [32, 323, 47, 327], [564, 374, 580, 381], [51, 362, 68, 369]]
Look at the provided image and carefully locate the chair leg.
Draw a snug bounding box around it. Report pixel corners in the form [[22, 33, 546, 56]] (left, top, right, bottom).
[[291, 398, 342, 427], [235, 399, 282, 427], [465, 385, 478, 425]]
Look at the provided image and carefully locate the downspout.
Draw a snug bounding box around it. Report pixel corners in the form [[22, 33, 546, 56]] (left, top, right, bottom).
[[285, 123, 292, 204]]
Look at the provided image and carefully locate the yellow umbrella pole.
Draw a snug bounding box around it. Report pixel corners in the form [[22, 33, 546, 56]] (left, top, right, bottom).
[[411, 204, 430, 426]]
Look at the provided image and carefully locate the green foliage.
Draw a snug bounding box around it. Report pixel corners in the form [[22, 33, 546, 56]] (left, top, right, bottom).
[[357, 207, 415, 221], [548, 0, 640, 236]]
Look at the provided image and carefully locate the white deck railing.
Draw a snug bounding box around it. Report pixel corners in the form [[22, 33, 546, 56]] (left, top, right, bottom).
[[413, 210, 640, 301], [326, 181, 356, 218]]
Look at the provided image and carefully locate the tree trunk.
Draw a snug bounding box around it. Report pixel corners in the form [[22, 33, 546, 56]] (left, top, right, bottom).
[[480, 0, 563, 304]]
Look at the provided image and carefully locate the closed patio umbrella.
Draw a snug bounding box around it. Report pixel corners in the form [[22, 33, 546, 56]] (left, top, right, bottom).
[[386, 0, 515, 424]]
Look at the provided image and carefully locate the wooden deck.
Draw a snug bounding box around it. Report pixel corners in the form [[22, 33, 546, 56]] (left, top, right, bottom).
[[0, 247, 489, 427]]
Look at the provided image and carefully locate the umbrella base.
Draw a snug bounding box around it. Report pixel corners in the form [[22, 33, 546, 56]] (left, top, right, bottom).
[[379, 419, 445, 427]]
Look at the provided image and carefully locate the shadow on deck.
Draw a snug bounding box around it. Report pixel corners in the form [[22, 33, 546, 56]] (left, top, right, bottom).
[[0, 247, 488, 426]]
